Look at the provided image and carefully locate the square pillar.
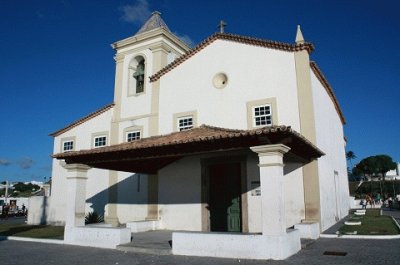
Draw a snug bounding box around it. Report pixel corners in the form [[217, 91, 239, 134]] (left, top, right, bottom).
[[61, 162, 90, 227], [250, 144, 290, 236]]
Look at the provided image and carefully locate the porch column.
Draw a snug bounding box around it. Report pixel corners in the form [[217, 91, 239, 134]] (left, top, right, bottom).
[[62, 162, 90, 227], [250, 144, 290, 236]]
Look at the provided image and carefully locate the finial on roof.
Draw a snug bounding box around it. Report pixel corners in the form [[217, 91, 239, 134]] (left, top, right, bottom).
[[295, 25, 305, 44], [135, 11, 171, 35], [218, 20, 227, 33]]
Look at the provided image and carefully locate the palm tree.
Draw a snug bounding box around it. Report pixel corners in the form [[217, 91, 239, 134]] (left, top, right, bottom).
[[346, 151, 356, 168]]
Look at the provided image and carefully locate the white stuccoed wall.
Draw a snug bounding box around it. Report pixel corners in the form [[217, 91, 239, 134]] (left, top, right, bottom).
[[158, 156, 203, 231], [283, 163, 306, 227], [116, 171, 149, 224], [311, 72, 349, 231], [50, 109, 113, 224], [158, 40, 301, 133]]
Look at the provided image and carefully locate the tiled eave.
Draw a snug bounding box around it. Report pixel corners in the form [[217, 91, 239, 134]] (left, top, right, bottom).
[[310, 62, 346, 125], [49, 103, 115, 137], [53, 125, 324, 174], [149, 32, 314, 82]]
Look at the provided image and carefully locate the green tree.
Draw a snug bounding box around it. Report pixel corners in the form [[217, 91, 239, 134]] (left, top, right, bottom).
[[13, 182, 40, 193], [355, 154, 397, 195], [374, 155, 397, 181], [356, 156, 379, 180]]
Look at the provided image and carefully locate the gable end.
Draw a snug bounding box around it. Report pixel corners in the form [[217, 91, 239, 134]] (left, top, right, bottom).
[[150, 32, 314, 82]]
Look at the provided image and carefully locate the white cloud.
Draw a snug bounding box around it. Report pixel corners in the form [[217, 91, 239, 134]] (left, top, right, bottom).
[[17, 157, 34, 170], [0, 159, 11, 166], [120, 0, 151, 24]]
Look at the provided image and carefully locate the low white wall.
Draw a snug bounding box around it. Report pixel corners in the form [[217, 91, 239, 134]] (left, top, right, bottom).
[[126, 220, 162, 233], [172, 230, 301, 260], [64, 226, 131, 249], [27, 196, 59, 225], [294, 222, 320, 239]]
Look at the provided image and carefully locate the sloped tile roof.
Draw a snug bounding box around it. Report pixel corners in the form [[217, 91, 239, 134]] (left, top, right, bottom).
[[49, 103, 114, 137], [135, 11, 171, 35], [53, 125, 324, 173], [149, 32, 314, 82]]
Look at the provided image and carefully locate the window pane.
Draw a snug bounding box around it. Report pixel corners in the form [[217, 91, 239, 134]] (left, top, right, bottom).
[[63, 141, 73, 151], [127, 131, 141, 142], [253, 105, 272, 127], [178, 117, 193, 131], [94, 136, 106, 147]]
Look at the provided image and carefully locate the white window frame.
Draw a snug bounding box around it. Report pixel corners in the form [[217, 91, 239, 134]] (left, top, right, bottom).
[[252, 104, 272, 127], [126, 130, 141, 142], [93, 135, 107, 148], [62, 140, 74, 152], [60, 136, 76, 152], [177, 116, 194, 131]]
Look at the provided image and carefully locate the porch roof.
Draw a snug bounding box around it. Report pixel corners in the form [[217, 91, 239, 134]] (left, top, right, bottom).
[[53, 125, 324, 174]]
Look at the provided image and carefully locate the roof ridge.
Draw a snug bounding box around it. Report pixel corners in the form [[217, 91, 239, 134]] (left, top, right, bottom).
[[49, 103, 115, 137], [149, 32, 314, 82]]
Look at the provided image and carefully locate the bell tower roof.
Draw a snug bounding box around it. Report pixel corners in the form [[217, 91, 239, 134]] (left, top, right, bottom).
[[135, 11, 171, 35]]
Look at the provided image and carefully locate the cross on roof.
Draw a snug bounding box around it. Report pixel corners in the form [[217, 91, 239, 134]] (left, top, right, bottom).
[[218, 20, 227, 33]]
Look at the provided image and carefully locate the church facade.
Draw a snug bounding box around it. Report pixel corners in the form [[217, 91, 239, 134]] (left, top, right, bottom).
[[48, 12, 349, 259]]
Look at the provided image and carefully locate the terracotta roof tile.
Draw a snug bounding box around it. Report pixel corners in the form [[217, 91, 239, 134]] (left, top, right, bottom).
[[310, 62, 346, 125], [53, 124, 324, 159], [149, 32, 314, 82], [49, 103, 115, 137]]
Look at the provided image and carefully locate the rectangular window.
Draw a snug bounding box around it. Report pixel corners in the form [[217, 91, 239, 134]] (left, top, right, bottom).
[[94, 136, 107, 147], [178, 116, 193, 131], [126, 131, 141, 142], [253, 105, 272, 127], [62, 141, 74, 152]]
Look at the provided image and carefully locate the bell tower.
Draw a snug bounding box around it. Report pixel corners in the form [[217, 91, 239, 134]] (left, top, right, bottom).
[[110, 11, 190, 140], [104, 12, 190, 226]]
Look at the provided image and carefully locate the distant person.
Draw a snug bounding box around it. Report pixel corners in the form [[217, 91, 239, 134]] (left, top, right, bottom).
[[397, 194, 400, 209], [361, 198, 367, 210], [388, 196, 393, 211], [22, 204, 26, 214], [365, 194, 373, 208], [3, 203, 9, 219], [375, 193, 381, 206]]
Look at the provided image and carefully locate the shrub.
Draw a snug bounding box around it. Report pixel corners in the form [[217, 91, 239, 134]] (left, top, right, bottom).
[[85, 211, 104, 224]]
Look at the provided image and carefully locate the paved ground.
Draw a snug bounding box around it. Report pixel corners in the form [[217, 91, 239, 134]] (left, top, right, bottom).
[[0, 216, 26, 225], [1, 237, 399, 265], [0, 209, 399, 264]]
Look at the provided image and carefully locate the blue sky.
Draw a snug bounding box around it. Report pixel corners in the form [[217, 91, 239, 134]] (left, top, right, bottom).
[[1, 0, 399, 182]]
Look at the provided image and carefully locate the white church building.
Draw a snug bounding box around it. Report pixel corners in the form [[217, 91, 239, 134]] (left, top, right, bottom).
[[47, 12, 349, 260]]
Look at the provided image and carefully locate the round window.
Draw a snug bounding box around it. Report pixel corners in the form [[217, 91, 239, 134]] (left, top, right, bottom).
[[212, 73, 228, 89]]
